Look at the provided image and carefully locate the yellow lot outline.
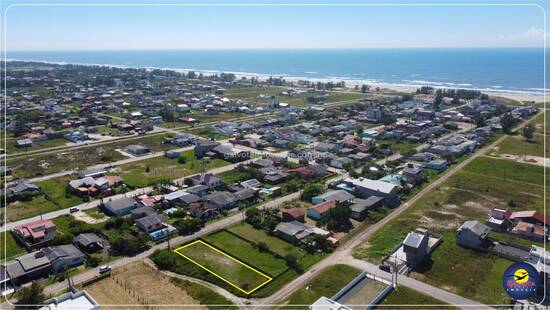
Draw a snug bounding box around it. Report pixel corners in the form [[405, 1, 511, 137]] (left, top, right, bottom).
[[174, 240, 273, 295]]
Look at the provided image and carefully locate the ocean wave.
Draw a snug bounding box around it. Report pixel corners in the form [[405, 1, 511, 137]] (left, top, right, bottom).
[[3, 57, 543, 96]]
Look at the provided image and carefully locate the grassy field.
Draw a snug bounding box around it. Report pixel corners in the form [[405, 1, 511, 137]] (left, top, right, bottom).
[[378, 139, 420, 155], [84, 262, 207, 306], [6, 176, 84, 222], [493, 134, 546, 158], [37, 176, 84, 208], [203, 230, 288, 276], [175, 240, 272, 294], [352, 156, 546, 305], [7, 133, 170, 178], [278, 265, 361, 307], [0, 231, 27, 260], [6, 138, 68, 155], [114, 150, 229, 188], [6, 195, 60, 222], [377, 286, 450, 308], [227, 222, 324, 268]]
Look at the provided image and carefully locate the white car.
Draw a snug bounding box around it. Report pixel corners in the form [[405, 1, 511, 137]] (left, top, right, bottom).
[[99, 265, 112, 274]]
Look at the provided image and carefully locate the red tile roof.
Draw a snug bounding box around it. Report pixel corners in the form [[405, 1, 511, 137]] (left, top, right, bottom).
[[14, 219, 55, 239], [309, 200, 336, 215]]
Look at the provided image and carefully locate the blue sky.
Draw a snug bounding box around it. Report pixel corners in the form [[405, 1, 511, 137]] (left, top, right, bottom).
[[2, 0, 548, 50]]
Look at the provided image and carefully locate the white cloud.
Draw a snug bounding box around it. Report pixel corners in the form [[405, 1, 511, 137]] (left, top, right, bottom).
[[499, 27, 549, 42]]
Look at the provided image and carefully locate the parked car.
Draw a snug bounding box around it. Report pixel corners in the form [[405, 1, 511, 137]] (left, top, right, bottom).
[[69, 207, 79, 213], [99, 265, 112, 274]]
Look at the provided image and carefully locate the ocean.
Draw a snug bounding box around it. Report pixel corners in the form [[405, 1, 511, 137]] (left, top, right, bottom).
[[6, 48, 546, 95]]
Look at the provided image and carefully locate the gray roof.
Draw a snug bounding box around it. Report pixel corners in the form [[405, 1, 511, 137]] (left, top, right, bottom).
[[350, 196, 384, 212], [316, 190, 355, 203], [403, 231, 427, 249], [43, 245, 85, 262], [104, 197, 138, 212], [73, 233, 105, 247], [17, 251, 50, 271], [7, 181, 40, 194], [131, 206, 158, 217], [234, 188, 256, 201], [204, 191, 236, 206], [275, 221, 310, 237], [135, 214, 167, 228], [460, 220, 491, 237]]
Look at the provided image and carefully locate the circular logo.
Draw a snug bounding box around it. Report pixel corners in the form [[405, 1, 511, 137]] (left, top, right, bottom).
[[503, 262, 539, 300]]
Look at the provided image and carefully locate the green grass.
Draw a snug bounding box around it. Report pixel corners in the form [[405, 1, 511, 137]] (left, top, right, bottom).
[[352, 156, 547, 305], [6, 176, 84, 222], [227, 222, 324, 268], [37, 176, 84, 208], [495, 135, 546, 158], [378, 139, 419, 155], [170, 278, 235, 309], [203, 230, 288, 276], [279, 265, 361, 307], [175, 241, 271, 293], [6, 195, 60, 222], [7, 133, 170, 178], [115, 150, 229, 188], [377, 286, 450, 308], [0, 231, 27, 260], [83, 207, 108, 220]]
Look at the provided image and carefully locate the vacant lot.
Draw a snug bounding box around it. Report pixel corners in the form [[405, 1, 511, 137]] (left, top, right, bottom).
[[352, 156, 546, 305], [114, 150, 229, 188], [203, 230, 289, 277], [7, 133, 170, 178], [85, 262, 205, 307], [492, 134, 546, 158], [6, 176, 84, 222], [227, 222, 323, 268], [175, 240, 272, 294], [278, 265, 361, 307], [6, 195, 60, 222], [0, 231, 27, 260]]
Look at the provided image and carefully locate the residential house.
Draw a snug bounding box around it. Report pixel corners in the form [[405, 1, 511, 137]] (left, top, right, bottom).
[[307, 201, 337, 220], [40, 290, 100, 310], [43, 245, 86, 272], [282, 208, 306, 222], [339, 177, 401, 207], [189, 202, 218, 219], [456, 221, 491, 249], [486, 208, 512, 230], [311, 190, 354, 206], [274, 221, 314, 244], [12, 220, 57, 249], [124, 144, 151, 156], [100, 197, 139, 217], [3, 251, 52, 286], [350, 196, 384, 221], [203, 191, 237, 209], [6, 181, 41, 201], [73, 233, 106, 253], [194, 140, 220, 158], [135, 214, 168, 233], [187, 172, 223, 188]]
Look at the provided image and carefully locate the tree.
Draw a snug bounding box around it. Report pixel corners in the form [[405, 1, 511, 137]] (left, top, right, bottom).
[[474, 113, 486, 128], [16, 282, 45, 308], [300, 183, 324, 201], [245, 207, 262, 228], [174, 217, 203, 235], [522, 124, 535, 141], [283, 253, 302, 272], [432, 94, 442, 111], [500, 113, 515, 134], [257, 241, 269, 252], [323, 205, 353, 232], [177, 156, 187, 164], [361, 84, 369, 93]]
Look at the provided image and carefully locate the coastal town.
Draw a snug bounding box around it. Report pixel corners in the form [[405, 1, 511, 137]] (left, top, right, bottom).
[[0, 61, 546, 309]]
